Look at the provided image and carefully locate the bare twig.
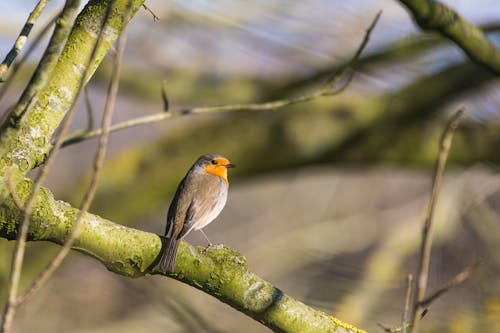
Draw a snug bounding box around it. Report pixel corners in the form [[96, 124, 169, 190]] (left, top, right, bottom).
[[321, 10, 381, 93], [0, 10, 59, 104], [377, 322, 400, 333], [0, 0, 49, 81], [161, 80, 169, 112], [419, 264, 475, 309], [410, 107, 465, 332], [0, 2, 115, 331], [84, 86, 95, 131], [61, 11, 382, 148], [376, 275, 413, 333], [402, 274, 413, 333], [17, 1, 131, 306], [142, 3, 159, 22]]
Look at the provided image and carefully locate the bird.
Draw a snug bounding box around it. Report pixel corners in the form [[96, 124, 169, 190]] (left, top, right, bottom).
[[158, 154, 236, 272]]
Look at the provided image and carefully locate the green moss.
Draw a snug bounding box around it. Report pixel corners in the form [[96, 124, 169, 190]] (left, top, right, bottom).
[[0, 177, 365, 332], [0, 0, 145, 174]]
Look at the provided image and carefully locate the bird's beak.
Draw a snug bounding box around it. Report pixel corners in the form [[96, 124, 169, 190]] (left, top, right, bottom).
[[224, 163, 236, 168]]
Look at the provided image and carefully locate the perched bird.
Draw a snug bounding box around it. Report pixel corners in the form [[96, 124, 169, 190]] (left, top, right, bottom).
[[159, 154, 236, 272]]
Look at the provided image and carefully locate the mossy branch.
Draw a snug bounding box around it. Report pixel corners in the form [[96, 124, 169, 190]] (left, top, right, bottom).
[[398, 0, 500, 74], [0, 175, 366, 333], [0, 0, 144, 174]]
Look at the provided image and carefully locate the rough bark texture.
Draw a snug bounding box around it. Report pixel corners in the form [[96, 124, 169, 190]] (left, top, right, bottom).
[[399, 0, 500, 74], [0, 0, 144, 174], [0, 174, 366, 333]]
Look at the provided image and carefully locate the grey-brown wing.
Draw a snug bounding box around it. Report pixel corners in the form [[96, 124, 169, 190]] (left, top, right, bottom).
[[165, 175, 194, 239], [178, 174, 223, 238]]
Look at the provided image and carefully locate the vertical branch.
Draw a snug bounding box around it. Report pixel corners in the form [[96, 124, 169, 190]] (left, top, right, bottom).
[[0, 2, 116, 331], [0, 0, 49, 81], [410, 108, 465, 332], [84, 86, 95, 131], [402, 274, 413, 333], [16, 1, 131, 306]]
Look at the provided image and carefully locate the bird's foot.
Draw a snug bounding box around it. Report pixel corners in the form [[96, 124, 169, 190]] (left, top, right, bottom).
[[202, 243, 224, 253]]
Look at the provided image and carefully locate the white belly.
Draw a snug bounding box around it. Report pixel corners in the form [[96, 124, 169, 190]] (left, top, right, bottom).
[[193, 179, 228, 231]]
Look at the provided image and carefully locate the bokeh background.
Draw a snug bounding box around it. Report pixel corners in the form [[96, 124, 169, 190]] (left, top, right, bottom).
[[1, 0, 500, 332]]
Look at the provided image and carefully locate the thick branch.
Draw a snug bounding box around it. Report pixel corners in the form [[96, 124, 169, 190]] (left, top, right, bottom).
[[0, 174, 365, 333], [399, 0, 500, 74], [5, 0, 81, 123], [0, 0, 144, 175]]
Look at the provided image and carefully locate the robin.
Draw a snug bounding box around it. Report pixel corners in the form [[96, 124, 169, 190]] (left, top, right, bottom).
[[159, 154, 236, 272]]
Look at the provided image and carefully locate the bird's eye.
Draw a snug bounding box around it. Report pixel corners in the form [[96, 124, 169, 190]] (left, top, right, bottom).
[[211, 159, 217, 165]]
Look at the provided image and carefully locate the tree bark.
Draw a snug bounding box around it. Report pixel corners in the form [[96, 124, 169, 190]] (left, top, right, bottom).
[[0, 173, 366, 333]]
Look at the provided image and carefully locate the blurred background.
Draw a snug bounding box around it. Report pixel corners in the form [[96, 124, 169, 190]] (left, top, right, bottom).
[[1, 0, 500, 332]]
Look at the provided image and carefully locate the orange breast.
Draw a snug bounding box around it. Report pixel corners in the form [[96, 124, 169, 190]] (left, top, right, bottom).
[[204, 165, 228, 186]]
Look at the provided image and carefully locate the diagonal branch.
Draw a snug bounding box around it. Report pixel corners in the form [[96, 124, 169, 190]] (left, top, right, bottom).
[[0, 9, 60, 106], [0, 0, 49, 81], [2, 0, 81, 126], [419, 264, 475, 309], [0, 0, 145, 175], [61, 11, 382, 147], [398, 0, 500, 75], [0, 178, 366, 333]]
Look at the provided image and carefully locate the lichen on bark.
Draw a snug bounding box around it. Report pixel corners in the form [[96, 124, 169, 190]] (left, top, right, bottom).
[[0, 0, 144, 174], [0, 175, 366, 333]]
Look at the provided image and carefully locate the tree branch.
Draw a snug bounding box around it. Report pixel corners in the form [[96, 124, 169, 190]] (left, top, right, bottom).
[[0, 0, 49, 81], [0, 0, 144, 175], [0, 8, 60, 106], [16, 3, 132, 306], [402, 274, 412, 333], [410, 108, 465, 332], [61, 11, 381, 147], [419, 264, 475, 309], [398, 0, 500, 74], [0, 176, 366, 333], [0, 0, 81, 127]]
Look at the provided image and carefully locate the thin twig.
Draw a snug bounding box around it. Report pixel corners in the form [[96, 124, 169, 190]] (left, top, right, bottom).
[[84, 86, 94, 131], [161, 80, 169, 112], [61, 11, 382, 147], [377, 323, 400, 333], [17, 1, 131, 306], [0, 2, 115, 331], [142, 3, 159, 22], [402, 274, 413, 333], [0, 10, 59, 104], [376, 275, 413, 333], [410, 107, 466, 332], [321, 10, 381, 93], [419, 264, 475, 309], [0, 0, 49, 81]]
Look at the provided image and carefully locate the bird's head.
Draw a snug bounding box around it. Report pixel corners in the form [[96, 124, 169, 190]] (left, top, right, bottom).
[[197, 154, 236, 184]]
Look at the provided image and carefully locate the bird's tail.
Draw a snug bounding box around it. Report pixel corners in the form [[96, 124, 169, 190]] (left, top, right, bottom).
[[159, 237, 180, 272]]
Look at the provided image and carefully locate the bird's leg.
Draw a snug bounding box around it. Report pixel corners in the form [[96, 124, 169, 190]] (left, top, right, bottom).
[[199, 229, 213, 248]]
